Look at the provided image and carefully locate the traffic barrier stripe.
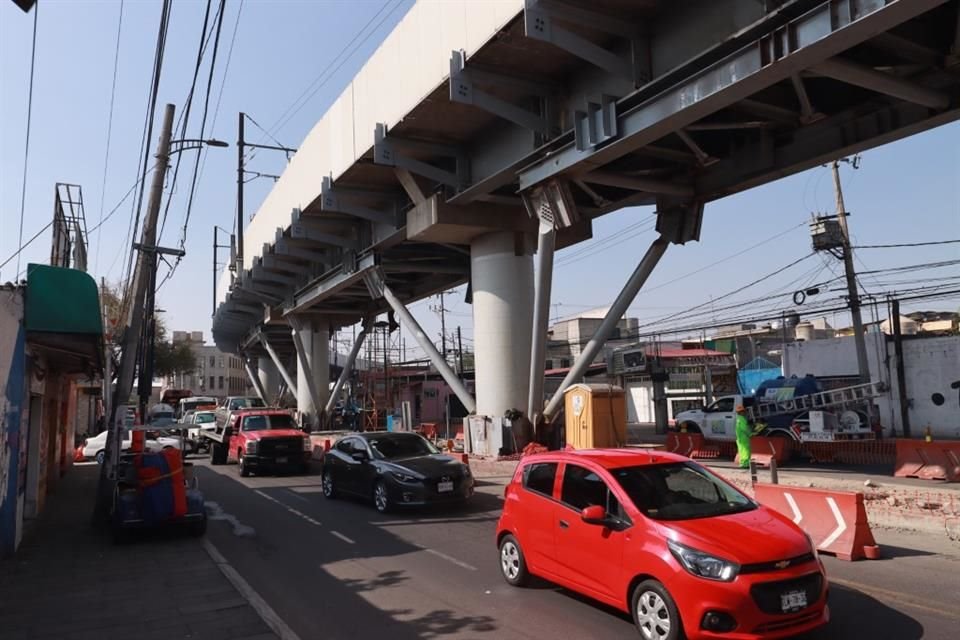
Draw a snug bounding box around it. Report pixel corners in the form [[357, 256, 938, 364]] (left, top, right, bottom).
[[894, 439, 960, 482], [754, 483, 879, 561], [665, 433, 704, 458]]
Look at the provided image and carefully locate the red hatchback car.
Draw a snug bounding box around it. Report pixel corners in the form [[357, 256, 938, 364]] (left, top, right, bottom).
[[496, 449, 828, 640]]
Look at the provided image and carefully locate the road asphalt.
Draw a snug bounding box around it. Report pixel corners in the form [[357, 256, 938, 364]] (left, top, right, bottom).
[[194, 456, 960, 640]]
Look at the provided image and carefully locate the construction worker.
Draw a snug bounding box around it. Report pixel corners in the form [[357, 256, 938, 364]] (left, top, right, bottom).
[[735, 405, 751, 469]]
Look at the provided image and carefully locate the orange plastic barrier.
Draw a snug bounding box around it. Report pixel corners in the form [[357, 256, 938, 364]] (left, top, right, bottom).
[[894, 439, 960, 482], [753, 483, 879, 561], [665, 432, 704, 458], [738, 436, 793, 468]]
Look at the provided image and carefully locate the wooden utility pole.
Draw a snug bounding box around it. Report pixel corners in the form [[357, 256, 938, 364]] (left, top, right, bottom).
[[111, 103, 175, 427], [832, 159, 876, 427], [831, 161, 872, 388]]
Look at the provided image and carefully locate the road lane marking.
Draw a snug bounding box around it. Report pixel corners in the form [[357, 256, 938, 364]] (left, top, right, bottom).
[[255, 490, 321, 526], [203, 538, 303, 640], [205, 501, 256, 537], [330, 530, 355, 544], [423, 548, 478, 571], [828, 577, 960, 621]]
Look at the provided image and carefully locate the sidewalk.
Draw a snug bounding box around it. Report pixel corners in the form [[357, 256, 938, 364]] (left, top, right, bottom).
[[0, 464, 279, 640]]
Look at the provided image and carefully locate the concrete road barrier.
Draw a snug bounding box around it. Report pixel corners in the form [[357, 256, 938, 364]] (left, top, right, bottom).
[[754, 483, 880, 561], [895, 439, 960, 482]]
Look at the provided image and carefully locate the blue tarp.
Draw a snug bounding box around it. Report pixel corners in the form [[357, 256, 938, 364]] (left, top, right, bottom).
[[738, 358, 782, 396]]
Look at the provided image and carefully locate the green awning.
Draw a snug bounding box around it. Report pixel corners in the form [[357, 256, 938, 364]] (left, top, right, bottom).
[[26, 264, 102, 334], [25, 264, 103, 373]]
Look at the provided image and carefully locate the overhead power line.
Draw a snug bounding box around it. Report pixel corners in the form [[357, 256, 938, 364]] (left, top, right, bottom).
[[854, 239, 960, 249], [121, 0, 172, 313], [94, 0, 125, 274], [158, 0, 215, 242], [14, 4, 39, 280]]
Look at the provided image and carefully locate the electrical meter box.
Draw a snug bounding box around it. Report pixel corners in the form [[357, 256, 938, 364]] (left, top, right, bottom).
[[563, 384, 627, 450]]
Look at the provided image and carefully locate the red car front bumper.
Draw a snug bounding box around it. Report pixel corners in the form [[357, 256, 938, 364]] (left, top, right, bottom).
[[667, 561, 829, 639]]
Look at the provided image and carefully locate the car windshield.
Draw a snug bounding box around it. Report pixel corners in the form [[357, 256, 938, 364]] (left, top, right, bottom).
[[368, 434, 439, 459], [612, 462, 756, 521], [241, 414, 296, 431], [230, 397, 266, 410], [194, 412, 215, 424]]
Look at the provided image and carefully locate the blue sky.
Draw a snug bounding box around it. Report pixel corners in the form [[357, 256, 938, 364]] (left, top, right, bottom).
[[2, 0, 958, 358]]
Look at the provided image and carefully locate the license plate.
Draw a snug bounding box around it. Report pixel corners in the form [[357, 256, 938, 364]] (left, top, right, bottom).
[[437, 480, 454, 493], [780, 590, 807, 612], [276, 456, 288, 464]]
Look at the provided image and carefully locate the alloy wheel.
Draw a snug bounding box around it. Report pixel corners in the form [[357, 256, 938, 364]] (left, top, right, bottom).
[[374, 482, 389, 512], [323, 471, 334, 497], [500, 540, 521, 581], [636, 591, 672, 640]]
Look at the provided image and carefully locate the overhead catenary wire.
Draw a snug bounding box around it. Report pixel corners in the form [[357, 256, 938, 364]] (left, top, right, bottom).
[[258, 0, 405, 144], [13, 4, 39, 280], [94, 0, 125, 274]]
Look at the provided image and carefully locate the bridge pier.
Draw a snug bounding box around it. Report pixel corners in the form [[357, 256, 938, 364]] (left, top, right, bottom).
[[290, 317, 329, 429], [471, 231, 534, 418], [257, 357, 280, 403]]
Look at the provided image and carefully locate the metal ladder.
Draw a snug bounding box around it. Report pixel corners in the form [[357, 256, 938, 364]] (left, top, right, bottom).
[[747, 380, 886, 421]]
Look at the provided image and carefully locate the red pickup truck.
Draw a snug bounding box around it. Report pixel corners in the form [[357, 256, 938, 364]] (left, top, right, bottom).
[[225, 409, 312, 477]]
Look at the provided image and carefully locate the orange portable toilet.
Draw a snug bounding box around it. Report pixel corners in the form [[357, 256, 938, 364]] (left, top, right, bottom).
[[563, 384, 627, 450]]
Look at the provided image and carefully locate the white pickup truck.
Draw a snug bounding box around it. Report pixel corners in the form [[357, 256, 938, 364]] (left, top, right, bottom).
[[673, 395, 762, 442]]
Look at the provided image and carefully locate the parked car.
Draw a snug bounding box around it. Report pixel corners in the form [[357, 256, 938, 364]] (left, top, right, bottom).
[[321, 431, 473, 513], [225, 409, 311, 476], [496, 449, 828, 639], [81, 430, 184, 464]]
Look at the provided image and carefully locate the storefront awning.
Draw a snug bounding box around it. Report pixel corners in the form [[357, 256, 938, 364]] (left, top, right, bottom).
[[25, 264, 103, 374]]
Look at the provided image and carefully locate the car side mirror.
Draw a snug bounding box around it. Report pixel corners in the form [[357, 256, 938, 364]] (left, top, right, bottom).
[[350, 451, 368, 462], [580, 505, 608, 526]]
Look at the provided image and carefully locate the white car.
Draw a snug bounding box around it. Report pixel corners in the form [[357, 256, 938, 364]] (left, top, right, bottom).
[[81, 430, 183, 464]]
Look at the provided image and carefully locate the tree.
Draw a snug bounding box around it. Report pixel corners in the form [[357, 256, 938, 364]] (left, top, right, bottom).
[[99, 282, 195, 383], [152, 315, 197, 380]]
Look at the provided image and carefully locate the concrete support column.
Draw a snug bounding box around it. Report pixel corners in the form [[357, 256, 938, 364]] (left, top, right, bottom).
[[471, 231, 534, 417], [293, 317, 330, 426], [257, 357, 280, 403]]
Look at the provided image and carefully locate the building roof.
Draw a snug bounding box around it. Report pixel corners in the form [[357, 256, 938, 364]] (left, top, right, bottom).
[[647, 347, 731, 359]]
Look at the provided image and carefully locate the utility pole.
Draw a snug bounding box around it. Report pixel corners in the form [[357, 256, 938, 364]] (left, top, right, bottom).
[[439, 290, 447, 360], [830, 159, 876, 429], [457, 326, 464, 375], [890, 298, 911, 437], [236, 112, 245, 275], [831, 160, 872, 388], [111, 103, 175, 427]]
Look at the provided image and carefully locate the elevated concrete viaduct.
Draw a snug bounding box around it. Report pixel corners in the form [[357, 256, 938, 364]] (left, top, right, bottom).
[[213, 0, 960, 431]]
